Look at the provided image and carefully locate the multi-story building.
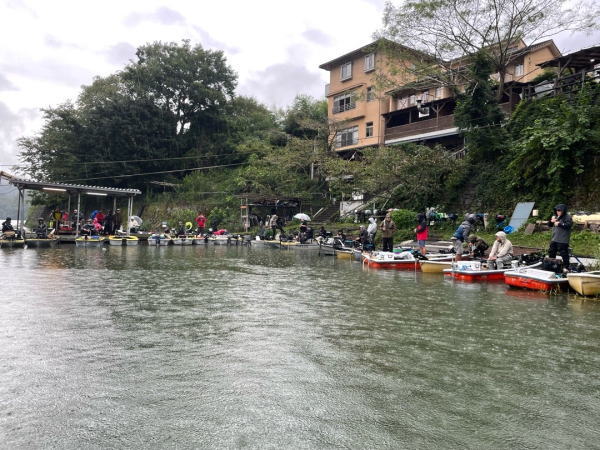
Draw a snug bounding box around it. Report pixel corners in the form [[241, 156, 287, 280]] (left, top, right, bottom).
[[319, 39, 561, 156]]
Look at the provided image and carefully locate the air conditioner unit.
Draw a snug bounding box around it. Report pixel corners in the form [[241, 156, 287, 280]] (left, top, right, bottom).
[[418, 107, 430, 118]]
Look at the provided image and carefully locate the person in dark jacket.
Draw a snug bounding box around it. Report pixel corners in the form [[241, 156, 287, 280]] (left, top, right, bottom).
[[547, 204, 572, 267], [2, 217, 14, 233], [452, 214, 475, 261], [34, 218, 48, 238], [467, 235, 489, 259], [103, 210, 114, 235]]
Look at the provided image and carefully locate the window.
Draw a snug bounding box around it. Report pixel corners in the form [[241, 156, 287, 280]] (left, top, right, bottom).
[[515, 63, 524, 77], [397, 97, 409, 109], [364, 53, 375, 72], [366, 86, 375, 101], [335, 126, 358, 148], [333, 92, 355, 113], [421, 90, 429, 102], [435, 87, 444, 99], [366, 122, 374, 138], [409, 95, 416, 105], [340, 61, 352, 81]]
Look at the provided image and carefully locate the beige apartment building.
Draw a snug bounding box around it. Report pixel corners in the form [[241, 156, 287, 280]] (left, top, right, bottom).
[[319, 39, 561, 155]]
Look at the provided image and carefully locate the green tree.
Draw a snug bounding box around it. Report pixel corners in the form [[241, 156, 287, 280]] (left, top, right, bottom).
[[454, 51, 509, 161]]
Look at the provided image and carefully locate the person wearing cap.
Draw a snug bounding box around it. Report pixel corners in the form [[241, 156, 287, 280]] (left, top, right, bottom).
[[34, 218, 48, 238], [379, 213, 397, 252], [114, 209, 122, 233], [487, 231, 513, 269], [452, 214, 476, 261], [547, 204, 573, 267], [468, 235, 489, 258], [2, 217, 14, 234]]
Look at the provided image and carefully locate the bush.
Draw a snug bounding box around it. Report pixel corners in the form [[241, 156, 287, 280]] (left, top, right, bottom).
[[390, 209, 418, 229]]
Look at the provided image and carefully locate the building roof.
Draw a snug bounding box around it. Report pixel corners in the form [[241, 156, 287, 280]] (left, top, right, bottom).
[[9, 178, 141, 196], [319, 38, 433, 71], [538, 45, 600, 70]]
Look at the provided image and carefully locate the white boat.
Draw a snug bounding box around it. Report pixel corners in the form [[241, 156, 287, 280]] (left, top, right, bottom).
[[75, 236, 105, 247], [193, 236, 209, 245], [173, 236, 193, 245], [108, 235, 139, 246], [567, 271, 600, 296], [504, 267, 569, 291], [444, 261, 542, 281]]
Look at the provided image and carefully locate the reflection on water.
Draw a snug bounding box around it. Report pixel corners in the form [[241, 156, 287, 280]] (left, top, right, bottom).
[[1, 246, 600, 448]]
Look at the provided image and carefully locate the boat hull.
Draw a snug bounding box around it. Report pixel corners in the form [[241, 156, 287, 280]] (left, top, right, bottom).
[[420, 260, 453, 273], [75, 238, 104, 247], [25, 238, 58, 248], [0, 239, 25, 248], [567, 272, 600, 296], [504, 269, 568, 292], [335, 250, 353, 260]]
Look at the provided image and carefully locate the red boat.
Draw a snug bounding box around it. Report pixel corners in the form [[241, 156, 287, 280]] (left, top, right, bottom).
[[444, 261, 542, 282], [363, 251, 453, 270], [504, 268, 569, 292]]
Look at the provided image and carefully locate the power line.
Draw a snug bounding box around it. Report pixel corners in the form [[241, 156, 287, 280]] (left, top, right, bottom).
[[63, 162, 247, 182], [0, 152, 239, 168]]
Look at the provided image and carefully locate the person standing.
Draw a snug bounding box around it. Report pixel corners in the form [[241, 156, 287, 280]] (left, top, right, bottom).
[[415, 213, 428, 255], [195, 212, 207, 235], [487, 231, 513, 269], [379, 213, 397, 252], [103, 210, 114, 235], [452, 214, 475, 261], [548, 204, 573, 268], [367, 217, 377, 248], [114, 209, 122, 233], [269, 211, 279, 240]]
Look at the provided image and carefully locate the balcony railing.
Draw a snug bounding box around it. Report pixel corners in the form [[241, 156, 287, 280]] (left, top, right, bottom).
[[385, 114, 456, 141], [332, 102, 356, 114]]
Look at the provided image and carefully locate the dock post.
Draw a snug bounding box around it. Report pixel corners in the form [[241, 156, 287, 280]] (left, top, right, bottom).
[[127, 196, 132, 237], [75, 193, 81, 237]]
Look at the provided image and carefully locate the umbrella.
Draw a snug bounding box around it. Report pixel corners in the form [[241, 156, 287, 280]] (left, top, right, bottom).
[[129, 215, 143, 226], [293, 213, 311, 221]]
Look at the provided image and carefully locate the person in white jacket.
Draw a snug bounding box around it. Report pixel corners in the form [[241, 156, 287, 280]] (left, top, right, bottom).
[[487, 231, 513, 269], [366, 217, 377, 248]]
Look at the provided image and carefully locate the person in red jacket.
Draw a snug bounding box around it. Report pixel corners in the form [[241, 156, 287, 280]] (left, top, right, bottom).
[[415, 213, 428, 255], [195, 212, 207, 235]]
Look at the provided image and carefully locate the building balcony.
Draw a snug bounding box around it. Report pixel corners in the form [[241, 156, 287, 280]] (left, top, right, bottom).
[[331, 102, 366, 121], [385, 114, 457, 143]]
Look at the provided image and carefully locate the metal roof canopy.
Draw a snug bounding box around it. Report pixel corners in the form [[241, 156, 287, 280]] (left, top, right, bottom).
[[9, 178, 141, 196], [9, 178, 141, 238], [539, 45, 600, 71]]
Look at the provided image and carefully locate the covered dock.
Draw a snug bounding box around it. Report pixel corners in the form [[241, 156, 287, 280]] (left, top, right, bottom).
[[8, 178, 141, 238]]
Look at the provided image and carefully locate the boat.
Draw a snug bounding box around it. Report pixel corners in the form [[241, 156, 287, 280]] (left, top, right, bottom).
[[420, 259, 454, 273], [335, 248, 354, 260], [362, 251, 422, 270], [353, 249, 362, 262], [0, 238, 25, 248], [504, 267, 569, 292], [567, 271, 600, 296], [192, 236, 209, 245], [75, 236, 105, 247], [444, 260, 542, 281], [279, 240, 320, 250], [108, 235, 139, 246], [173, 236, 193, 245], [25, 237, 59, 248]]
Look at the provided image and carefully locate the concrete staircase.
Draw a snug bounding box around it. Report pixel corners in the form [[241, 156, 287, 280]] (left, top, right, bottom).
[[312, 203, 340, 224]]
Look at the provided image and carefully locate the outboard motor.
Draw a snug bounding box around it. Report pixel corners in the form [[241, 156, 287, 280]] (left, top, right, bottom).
[[542, 257, 564, 274]]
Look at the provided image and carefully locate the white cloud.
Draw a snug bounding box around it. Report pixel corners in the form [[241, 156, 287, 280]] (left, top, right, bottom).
[[0, 0, 598, 167]]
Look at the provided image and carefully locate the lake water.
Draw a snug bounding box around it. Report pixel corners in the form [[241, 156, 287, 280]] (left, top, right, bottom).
[[1, 245, 599, 448]]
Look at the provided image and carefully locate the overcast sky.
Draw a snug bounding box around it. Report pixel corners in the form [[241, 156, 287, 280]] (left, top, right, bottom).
[[1, 0, 599, 167]]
